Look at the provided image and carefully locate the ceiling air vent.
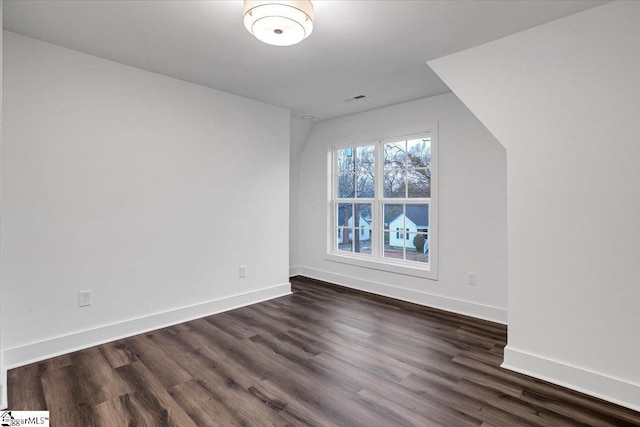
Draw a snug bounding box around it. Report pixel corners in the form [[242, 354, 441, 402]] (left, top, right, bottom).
[[345, 95, 366, 102]]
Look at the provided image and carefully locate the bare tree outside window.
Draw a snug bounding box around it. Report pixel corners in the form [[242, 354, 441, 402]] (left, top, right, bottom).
[[336, 145, 374, 254], [383, 138, 431, 198]]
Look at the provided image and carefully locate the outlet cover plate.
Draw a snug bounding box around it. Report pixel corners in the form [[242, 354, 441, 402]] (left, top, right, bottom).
[[79, 290, 92, 307], [467, 272, 477, 286]]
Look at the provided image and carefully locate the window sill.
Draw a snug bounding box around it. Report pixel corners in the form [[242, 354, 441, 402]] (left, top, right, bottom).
[[324, 252, 438, 280]]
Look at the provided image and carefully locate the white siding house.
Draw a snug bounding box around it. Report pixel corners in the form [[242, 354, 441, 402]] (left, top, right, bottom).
[[337, 215, 371, 244], [388, 206, 429, 251]]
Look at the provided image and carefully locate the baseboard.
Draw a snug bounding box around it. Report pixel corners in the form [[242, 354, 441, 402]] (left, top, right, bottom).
[[502, 346, 640, 412], [296, 265, 507, 324], [0, 369, 6, 410], [3, 283, 291, 370], [289, 265, 301, 277]]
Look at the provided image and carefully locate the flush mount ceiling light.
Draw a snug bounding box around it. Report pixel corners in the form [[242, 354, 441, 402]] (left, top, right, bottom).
[[243, 0, 314, 46]]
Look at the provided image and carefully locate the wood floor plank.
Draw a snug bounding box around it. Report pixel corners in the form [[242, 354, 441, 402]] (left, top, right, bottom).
[[224, 305, 294, 338], [99, 339, 138, 369], [254, 295, 337, 330], [8, 350, 76, 412], [92, 394, 139, 427], [120, 333, 192, 389], [273, 329, 325, 357], [35, 347, 130, 425], [62, 346, 133, 406], [93, 393, 176, 427], [114, 360, 198, 427], [175, 323, 269, 390], [355, 388, 451, 427], [148, 329, 292, 427], [248, 379, 343, 427], [7, 276, 640, 426], [39, 353, 75, 372], [310, 351, 482, 427], [454, 378, 586, 427], [199, 326, 402, 426], [7, 363, 47, 410], [248, 331, 317, 363], [400, 373, 537, 427], [319, 329, 417, 380], [40, 364, 97, 426], [170, 379, 246, 427]]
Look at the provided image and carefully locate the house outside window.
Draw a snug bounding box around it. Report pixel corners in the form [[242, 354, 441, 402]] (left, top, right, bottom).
[[327, 131, 438, 279]]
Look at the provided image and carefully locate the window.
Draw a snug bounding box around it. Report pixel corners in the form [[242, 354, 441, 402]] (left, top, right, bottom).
[[327, 132, 438, 279]]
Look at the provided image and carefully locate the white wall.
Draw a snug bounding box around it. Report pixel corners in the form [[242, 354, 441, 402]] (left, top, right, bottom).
[[0, 0, 6, 411], [289, 117, 314, 270], [294, 93, 508, 323], [1, 32, 291, 368], [429, 1, 640, 411]]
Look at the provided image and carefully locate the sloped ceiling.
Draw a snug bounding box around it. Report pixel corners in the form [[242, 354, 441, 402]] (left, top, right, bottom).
[[3, 0, 607, 121]]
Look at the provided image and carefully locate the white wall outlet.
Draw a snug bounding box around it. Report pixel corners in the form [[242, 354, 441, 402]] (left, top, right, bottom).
[[467, 272, 477, 286], [239, 265, 247, 278], [79, 290, 92, 307]]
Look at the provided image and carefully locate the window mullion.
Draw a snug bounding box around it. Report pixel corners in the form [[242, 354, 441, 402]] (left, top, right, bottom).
[[375, 141, 383, 259]]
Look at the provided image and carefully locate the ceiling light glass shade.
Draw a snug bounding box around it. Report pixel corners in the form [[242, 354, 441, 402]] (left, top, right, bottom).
[[243, 0, 314, 46]]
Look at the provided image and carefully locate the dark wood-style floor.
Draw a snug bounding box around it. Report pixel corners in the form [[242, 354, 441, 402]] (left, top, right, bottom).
[[8, 276, 640, 426]]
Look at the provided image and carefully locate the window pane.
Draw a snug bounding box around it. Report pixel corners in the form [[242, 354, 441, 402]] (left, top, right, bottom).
[[385, 204, 405, 253], [337, 203, 371, 255], [383, 204, 403, 227], [336, 203, 354, 253], [356, 173, 374, 198], [354, 203, 372, 223], [354, 227, 372, 255], [336, 227, 346, 249], [406, 232, 429, 263], [337, 203, 352, 227], [352, 203, 371, 255], [383, 244, 403, 259], [407, 168, 430, 198], [356, 145, 375, 172], [338, 203, 372, 227], [405, 204, 429, 231], [338, 229, 353, 252], [383, 141, 406, 170], [337, 174, 355, 198], [337, 148, 354, 174], [407, 138, 431, 168], [383, 171, 405, 198]]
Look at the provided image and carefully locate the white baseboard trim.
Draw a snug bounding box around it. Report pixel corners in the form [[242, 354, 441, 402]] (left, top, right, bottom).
[[289, 265, 302, 277], [294, 265, 507, 324], [3, 283, 291, 370], [0, 369, 6, 410], [502, 345, 640, 412]]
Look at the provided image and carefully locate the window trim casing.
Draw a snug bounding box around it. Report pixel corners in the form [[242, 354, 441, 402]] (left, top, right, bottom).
[[325, 128, 439, 280]]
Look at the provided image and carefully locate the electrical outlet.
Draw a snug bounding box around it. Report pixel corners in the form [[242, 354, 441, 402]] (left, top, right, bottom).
[[467, 272, 477, 286], [79, 290, 92, 307], [239, 265, 247, 278]]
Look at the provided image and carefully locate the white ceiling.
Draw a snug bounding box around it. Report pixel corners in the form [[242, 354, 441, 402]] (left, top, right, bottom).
[[3, 0, 607, 122]]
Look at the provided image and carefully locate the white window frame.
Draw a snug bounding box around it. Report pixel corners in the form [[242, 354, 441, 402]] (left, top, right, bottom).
[[325, 129, 439, 280]]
